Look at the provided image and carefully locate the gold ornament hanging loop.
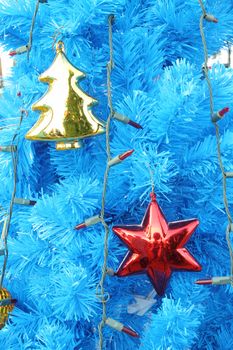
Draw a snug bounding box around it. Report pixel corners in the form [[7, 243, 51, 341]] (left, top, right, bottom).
[[56, 40, 65, 53]]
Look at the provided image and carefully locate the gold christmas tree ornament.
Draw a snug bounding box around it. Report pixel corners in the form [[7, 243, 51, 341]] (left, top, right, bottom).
[[25, 41, 106, 150], [0, 288, 16, 329]]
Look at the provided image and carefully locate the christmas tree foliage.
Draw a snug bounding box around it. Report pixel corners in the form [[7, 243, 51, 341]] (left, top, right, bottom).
[[0, 0, 233, 349]]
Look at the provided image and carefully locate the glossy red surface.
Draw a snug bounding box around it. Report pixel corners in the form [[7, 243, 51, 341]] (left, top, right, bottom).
[[113, 193, 202, 296]]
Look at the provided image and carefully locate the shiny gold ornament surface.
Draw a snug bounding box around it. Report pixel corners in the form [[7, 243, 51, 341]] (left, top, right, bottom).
[[25, 41, 105, 150], [0, 288, 15, 329]]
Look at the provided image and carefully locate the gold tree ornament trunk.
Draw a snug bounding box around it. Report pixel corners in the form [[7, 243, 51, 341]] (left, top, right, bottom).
[[25, 41, 106, 150]]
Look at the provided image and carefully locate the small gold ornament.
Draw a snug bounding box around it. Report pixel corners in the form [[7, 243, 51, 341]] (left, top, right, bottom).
[[0, 288, 16, 329], [25, 41, 105, 150]]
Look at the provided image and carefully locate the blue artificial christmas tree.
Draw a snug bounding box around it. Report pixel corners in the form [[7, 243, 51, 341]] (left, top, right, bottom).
[[0, 0, 233, 349]]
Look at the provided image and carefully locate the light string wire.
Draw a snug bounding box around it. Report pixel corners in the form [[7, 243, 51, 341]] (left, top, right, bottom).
[[27, 0, 40, 60], [198, 0, 233, 282], [147, 163, 155, 194], [97, 14, 114, 350], [0, 110, 24, 287], [51, 26, 65, 51]]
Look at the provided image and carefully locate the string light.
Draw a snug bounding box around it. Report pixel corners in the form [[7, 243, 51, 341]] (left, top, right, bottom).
[[9, 45, 29, 57], [196, 276, 232, 285], [107, 149, 134, 167], [9, 0, 40, 59], [0, 146, 17, 152], [212, 107, 229, 123], [13, 198, 36, 206], [72, 14, 140, 347], [75, 215, 101, 230], [204, 14, 218, 23], [197, 0, 233, 287], [105, 318, 139, 338], [0, 110, 24, 287], [113, 112, 142, 129], [95, 15, 138, 349]]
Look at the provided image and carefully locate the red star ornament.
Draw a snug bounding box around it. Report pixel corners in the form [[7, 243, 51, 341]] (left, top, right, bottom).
[[113, 193, 202, 296]]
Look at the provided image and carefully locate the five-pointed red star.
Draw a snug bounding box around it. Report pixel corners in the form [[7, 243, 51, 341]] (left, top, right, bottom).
[[113, 193, 202, 296]]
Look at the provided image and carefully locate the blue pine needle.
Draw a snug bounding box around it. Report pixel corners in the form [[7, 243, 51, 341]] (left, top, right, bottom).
[[0, 0, 233, 349]]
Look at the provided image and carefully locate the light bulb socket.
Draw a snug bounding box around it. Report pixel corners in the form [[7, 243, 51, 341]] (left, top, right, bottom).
[[108, 150, 134, 167], [113, 112, 142, 129], [196, 276, 232, 285], [212, 107, 229, 122], [106, 268, 115, 276], [204, 14, 218, 23], [9, 45, 29, 57], [13, 198, 36, 206], [224, 172, 233, 178], [75, 215, 101, 230], [0, 145, 17, 152], [105, 318, 139, 338]]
